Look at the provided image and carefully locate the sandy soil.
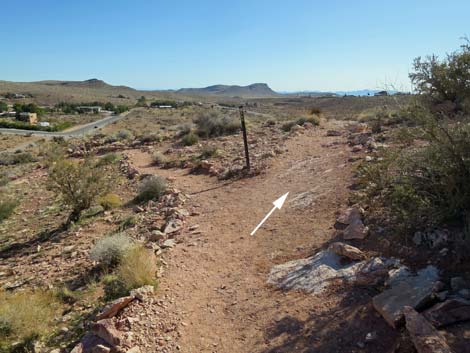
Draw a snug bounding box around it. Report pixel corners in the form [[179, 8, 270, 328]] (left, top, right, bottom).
[[124, 121, 397, 353]]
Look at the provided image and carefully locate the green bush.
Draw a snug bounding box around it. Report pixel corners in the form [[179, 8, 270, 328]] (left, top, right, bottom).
[[96, 152, 121, 166], [194, 111, 240, 137], [135, 175, 167, 203], [90, 233, 134, 267], [0, 198, 17, 223], [47, 155, 109, 224], [410, 40, 470, 112], [181, 131, 199, 146]]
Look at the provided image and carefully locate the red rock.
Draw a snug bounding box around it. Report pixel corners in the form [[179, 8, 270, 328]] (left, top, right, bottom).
[[424, 298, 470, 328], [92, 319, 123, 347], [96, 296, 135, 320], [404, 306, 454, 353], [328, 242, 365, 260], [70, 333, 111, 353], [343, 221, 369, 240]]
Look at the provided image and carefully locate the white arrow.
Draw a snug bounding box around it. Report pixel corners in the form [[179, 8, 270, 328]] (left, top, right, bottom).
[[250, 192, 289, 236]]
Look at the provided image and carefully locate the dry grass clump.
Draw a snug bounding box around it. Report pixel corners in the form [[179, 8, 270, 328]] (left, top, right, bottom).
[[98, 193, 122, 210], [102, 245, 157, 300], [0, 290, 59, 349], [117, 246, 157, 290]]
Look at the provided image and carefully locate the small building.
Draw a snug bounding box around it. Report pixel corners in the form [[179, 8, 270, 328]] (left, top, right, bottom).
[[158, 105, 173, 109], [17, 112, 38, 125], [38, 121, 50, 127], [77, 106, 102, 114]]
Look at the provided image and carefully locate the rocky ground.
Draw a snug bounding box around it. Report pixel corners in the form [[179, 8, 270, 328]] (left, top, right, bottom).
[[1, 113, 470, 353]]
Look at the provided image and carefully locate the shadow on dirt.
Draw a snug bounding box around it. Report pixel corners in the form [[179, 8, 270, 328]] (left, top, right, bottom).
[[261, 285, 404, 353], [0, 223, 68, 260]]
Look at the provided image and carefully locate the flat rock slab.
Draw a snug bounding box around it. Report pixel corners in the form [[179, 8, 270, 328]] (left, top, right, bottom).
[[268, 249, 364, 294], [424, 297, 470, 328], [404, 306, 454, 353], [373, 266, 439, 328]]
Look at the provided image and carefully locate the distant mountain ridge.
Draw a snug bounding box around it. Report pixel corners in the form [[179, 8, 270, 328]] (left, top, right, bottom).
[[177, 83, 278, 97]]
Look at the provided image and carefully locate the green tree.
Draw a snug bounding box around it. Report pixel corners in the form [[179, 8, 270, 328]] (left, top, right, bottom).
[[104, 102, 115, 111]]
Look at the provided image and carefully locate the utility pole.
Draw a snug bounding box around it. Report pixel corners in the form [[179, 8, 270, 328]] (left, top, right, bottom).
[[239, 105, 250, 171]]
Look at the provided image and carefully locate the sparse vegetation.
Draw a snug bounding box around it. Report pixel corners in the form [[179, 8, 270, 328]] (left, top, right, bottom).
[[135, 175, 167, 203], [358, 42, 470, 234], [194, 111, 239, 137], [281, 116, 319, 132]]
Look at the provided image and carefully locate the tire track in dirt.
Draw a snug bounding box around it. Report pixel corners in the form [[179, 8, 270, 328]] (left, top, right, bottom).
[[126, 122, 359, 352]]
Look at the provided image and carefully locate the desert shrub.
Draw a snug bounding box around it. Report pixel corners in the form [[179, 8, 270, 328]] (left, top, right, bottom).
[[135, 175, 167, 203], [0, 198, 17, 223], [151, 151, 168, 166], [96, 152, 121, 166], [116, 130, 134, 141], [200, 145, 218, 159], [117, 215, 137, 231], [0, 152, 36, 166], [116, 245, 157, 290], [47, 156, 109, 224], [176, 123, 192, 137], [181, 131, 199, 146], [98, 193, 122, 210], [281, 116, 319, 132], [138, 133, 162, 144], [90, 233, 134, 267], [310, 107, 322, 115], [0, 174, 8, 187], [410, 40, 470, 112], [194, 111, 239, 137], [0, 290, 58, 349]]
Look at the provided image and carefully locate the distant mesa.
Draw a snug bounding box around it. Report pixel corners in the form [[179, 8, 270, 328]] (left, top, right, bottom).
[[177, 83, 278, 97]]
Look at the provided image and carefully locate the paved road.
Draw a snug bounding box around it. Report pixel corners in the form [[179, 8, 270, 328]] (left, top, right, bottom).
[[0, 113, 126, 138]]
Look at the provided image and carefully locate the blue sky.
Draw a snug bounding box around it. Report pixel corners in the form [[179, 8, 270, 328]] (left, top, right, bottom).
[[1, 0, 468, 91]]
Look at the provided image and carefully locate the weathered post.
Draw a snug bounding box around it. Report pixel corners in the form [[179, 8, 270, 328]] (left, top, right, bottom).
[[239, 105, 250, 171]]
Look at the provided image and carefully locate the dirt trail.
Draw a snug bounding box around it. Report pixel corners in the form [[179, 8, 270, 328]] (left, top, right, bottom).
[[126, 122, 382, 353]]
